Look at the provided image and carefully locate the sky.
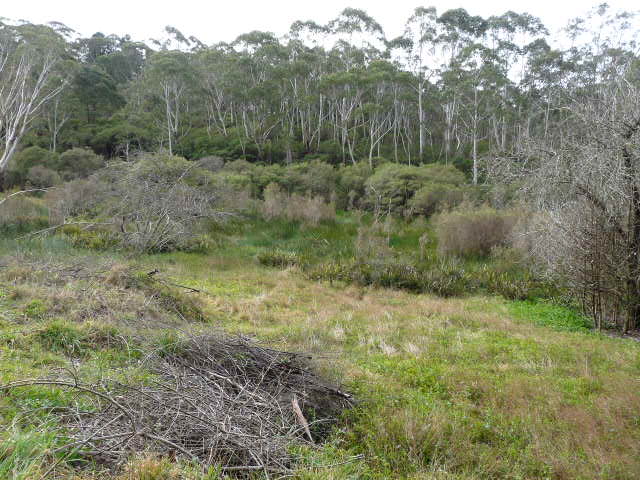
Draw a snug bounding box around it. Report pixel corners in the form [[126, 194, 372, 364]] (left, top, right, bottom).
[[1, 0, 639, 45]]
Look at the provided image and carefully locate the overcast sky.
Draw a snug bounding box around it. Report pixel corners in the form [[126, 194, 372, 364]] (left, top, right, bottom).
[[1, 0, 638, 45]]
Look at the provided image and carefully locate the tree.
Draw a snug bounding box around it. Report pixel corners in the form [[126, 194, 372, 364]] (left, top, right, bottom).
[[0, 22, 67, 171], [501, 75, 640, 333], [138, 50, 196, 155], [394, 7, 438, 161]]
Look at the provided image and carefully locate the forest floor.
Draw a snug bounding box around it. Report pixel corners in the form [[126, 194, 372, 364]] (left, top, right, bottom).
[[1, 221, 639, 479]]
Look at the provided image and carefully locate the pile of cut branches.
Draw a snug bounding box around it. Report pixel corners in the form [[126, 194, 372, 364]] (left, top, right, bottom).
[[2, 334, 353, 475]]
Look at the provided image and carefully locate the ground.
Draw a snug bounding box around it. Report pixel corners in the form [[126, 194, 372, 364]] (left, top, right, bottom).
[[0, 229, 639, 479]]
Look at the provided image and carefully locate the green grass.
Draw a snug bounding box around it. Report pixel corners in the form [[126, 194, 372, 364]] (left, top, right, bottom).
[[1, 215, 639, 479], [508, 300, 593, 332]]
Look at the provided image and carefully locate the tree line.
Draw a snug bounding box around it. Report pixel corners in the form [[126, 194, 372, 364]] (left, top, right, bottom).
[[1, 4, 638, 185]]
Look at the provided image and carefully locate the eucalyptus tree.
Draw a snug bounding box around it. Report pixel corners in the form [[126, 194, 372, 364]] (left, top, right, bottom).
[[141, 50, 199, 155], [0, 22, 68, 171], [392, 7, 438, 161], [360, 61, 399, 165], [520, 38, 569, 141], [327, 8, 386, 70], [436, 9, 487, 163], [564, 3, 640, 89], [195, 46, 234, 137], [484, 11, 547, 151], [231, 31, 287, 160]]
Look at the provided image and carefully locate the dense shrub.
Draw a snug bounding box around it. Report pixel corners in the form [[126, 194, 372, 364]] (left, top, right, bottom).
[[46, 154, 236, 253], [338, 161, 374, 209], [56, 148, 104, 180], [435, 206, 519, 258], [364, 163, 466, 216], [261, 183, 335, 225], [281, 160, 338, 200], [408, 183, 464, 216], [45, 176, 108, 224], [196, 155, 225, 172], [257, 250, 301, 268], [26, 166, 62, 188], [6, 146, 59, 187], [0, 195, 49, 234]]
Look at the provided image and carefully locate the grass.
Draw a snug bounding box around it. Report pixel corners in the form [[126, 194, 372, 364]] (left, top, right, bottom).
[[0, 215, 639, 478]]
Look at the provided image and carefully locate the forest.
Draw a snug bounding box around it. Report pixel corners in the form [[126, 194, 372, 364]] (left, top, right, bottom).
[[1, 3, 640, 479]]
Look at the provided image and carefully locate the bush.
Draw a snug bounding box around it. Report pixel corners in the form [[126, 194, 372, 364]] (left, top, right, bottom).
[[196, 155, 225, 172], [435, 206, 518, 258], [45, 176, 107, 225], [364, 163, 466, 216], [257, 250, 301, 268], [408, 183, 464, 217], [0, 195, 49, 234], [26, 166, 61, 188], [281, 159, 338, 200], [47, 155, 232, 253], [56, 148, 104, 180], [6, 147, 58, 187], [338, 161, 374, 209], [261, 183, 335, 226]]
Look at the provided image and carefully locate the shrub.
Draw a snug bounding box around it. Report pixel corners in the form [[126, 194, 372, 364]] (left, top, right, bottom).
[[196, 155, 225, 172], [60, 224, 119, 250], [55, 148, 104, 180], [364, 163, 466, 216], [354, 222, 392, 263], [257, 250, 301, 268], [338, 161, 374, 209], [435, 206, 518, 258], [408, 183, 464, 217], [0, 195, 49, 233], [6, 146, 59, 187], [261, 183, 335, 226], [47, 155, 232, 253], [25, 166, 61, 188], [262, 183, 288, 220], [44, 176, 107, 225], [282, 159, 338, 200], [364, 163, 429, 214]]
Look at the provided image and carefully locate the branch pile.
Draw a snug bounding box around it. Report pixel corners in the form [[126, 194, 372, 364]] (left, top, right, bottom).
[[2, 334, 353, 475]]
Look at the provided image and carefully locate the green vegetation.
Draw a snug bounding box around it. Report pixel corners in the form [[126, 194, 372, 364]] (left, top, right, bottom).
[[0, 210, 638, 478], [1, 3, 639, 478]]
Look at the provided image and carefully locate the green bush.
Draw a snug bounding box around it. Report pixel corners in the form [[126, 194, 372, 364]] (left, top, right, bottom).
[[6, 147, 59, 187], [0, 195, 49, 234], [338, 161, 374, 209], [409, 183, 464, 217], [257, 250, 301, 268], [364, 163, 466, 215], [55, 148, 104, 180], [60, 225, 119, 250], [26, 166, 61, 188]]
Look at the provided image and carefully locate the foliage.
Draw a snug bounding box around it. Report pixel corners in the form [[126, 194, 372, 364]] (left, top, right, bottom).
[[55, 147, 104, 180], [364, 163, 466, 215], [435, 205, 518, 258], [261, 182, 336, 226], [6, 147, 59, 187]]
